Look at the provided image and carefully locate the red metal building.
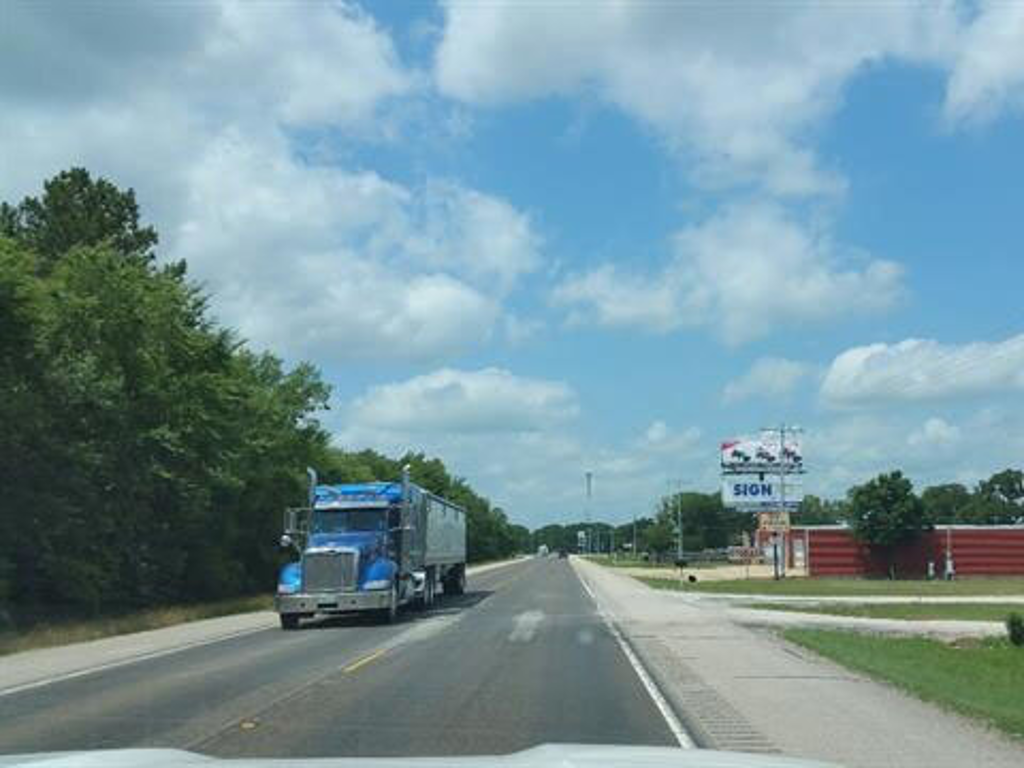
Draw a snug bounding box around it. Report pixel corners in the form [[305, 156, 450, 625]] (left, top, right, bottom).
[[770, 525, 1024, 577]]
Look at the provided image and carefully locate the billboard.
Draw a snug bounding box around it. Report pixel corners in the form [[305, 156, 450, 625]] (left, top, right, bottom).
[[721, 432, 803, 472], [722, 476, 803, 509]]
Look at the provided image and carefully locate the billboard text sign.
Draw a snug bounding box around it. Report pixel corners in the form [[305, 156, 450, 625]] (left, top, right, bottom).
[[722, 477, 803, 509]]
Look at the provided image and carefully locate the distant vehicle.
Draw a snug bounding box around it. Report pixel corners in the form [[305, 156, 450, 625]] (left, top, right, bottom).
[[557, 548, 568, 559], [537, 544, 550, 557], [275, 467, 467, 629]]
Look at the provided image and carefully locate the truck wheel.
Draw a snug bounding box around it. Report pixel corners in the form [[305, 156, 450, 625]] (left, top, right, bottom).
[[280, 614, 300, 630], [379, 582, 398, 624]]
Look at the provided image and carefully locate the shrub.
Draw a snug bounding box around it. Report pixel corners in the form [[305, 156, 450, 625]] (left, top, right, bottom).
[[1007, 612, 1024, 647]]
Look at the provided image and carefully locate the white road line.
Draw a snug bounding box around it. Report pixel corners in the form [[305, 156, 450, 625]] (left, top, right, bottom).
[[0, 624, 272, 699], [576, 571, 695, 749]]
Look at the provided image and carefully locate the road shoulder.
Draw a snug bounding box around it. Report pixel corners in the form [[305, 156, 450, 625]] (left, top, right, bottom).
[[572, 557, 1024, 768]]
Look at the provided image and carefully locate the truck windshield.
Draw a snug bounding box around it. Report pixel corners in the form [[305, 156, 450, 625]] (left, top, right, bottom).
[[311, 509, 386, 533]]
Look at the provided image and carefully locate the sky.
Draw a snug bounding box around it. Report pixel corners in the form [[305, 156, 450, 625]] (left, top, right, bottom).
[[2, 0, 1023, 528]]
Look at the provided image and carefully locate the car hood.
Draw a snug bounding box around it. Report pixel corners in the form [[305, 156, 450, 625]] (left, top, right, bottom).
[[0, 745, 838, 768]]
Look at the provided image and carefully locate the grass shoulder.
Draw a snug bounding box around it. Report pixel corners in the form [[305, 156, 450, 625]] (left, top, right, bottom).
[[0, 595, 272, 657], [784, 628, 1024, 740], [638, 575, 1024, 598], [752, 602, 1023, 622], [749, 606, 1019, 622]]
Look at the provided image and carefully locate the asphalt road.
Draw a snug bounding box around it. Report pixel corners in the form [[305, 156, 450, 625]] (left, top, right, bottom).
[[0, 558, 677, 757]]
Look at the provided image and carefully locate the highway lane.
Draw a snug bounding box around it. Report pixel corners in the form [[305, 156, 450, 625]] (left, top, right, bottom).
[[0, 558, 677, 757]]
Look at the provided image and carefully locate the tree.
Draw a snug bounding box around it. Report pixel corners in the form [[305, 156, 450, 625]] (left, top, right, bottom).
[[921, 483, 972, 524], [968, 469, 1024, 524], [848, 471, 929, 578], [508, 524, 532, 553], [644, 517, 675, 556], [655, 490, 754, 554], [2, 168, 157, 272], [795, 495, 847, 525], [1, 171, 333, 616], [1, 168, 529, 620]]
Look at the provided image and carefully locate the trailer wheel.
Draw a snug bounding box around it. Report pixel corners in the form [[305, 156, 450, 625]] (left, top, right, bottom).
[[280, 614, 300, 630], [446, 565, 466, 596], [426, 569, 437, 607]]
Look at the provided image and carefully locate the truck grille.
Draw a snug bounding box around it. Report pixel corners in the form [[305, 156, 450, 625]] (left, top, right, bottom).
[[302, 550, 357, 592]]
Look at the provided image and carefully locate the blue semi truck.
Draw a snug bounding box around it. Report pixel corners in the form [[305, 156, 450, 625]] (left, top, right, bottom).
[[274, 467, 467, 629]]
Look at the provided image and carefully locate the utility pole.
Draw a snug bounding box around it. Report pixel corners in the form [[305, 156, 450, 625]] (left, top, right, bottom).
[[632, 513, 637, 559], [675, 479, 684, 563], [585, 471, 593, 554]]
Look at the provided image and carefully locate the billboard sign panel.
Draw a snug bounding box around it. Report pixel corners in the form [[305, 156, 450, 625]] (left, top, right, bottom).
[[757, 510, 791, 533], [722, 476, 803, 509], [721, 432, 803, 472]]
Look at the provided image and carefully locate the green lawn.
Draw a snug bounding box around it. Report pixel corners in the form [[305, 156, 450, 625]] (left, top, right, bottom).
[[639, 575, 1024, 597], [0, 595, 273, 657], [754, 602, 1024, 622], [785, 629, 1024, 739]]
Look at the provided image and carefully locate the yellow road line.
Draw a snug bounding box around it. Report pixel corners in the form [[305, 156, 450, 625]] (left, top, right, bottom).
[[342, 649, 387, 674]]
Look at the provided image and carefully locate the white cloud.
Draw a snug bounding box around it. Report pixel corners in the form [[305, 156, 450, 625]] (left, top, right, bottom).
[[821, 334, 1024, 405], [723, 358, 814, 404], [207, 0, 413, 128], [645, 421, 670, 444], [907, 417, 961, 450], [404, 182, 542, 294], [944, 1, 1024, 124], [0, 1, 543, 364], [503, 314, 544, 345], [435, 1, 957, 196], [173, 130, 537, 361], [337, 379, 708, 526], [802, 405, 1024, 500], [633, 421, 702, 458], [0, 1, 411, 134], [553, 202, 903, 343], [346, 368, 579, 435], [551, 264, 684, 333]]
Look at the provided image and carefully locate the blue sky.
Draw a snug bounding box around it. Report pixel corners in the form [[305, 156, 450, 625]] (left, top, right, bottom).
[[3, 1, 1023, 527]]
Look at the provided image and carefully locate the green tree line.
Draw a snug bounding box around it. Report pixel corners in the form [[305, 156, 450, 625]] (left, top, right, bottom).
[[797, 468, 1024, 527], [532, 490, 756, 558], [0, 169, 524, 623], [534, 468, 1023, 562]]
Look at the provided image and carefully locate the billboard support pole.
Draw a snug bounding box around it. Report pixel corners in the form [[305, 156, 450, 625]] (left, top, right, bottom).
[[778, 423, 786, 579]]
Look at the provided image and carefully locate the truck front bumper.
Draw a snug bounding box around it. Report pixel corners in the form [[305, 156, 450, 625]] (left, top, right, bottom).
[[275, 590, 391, 615]]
